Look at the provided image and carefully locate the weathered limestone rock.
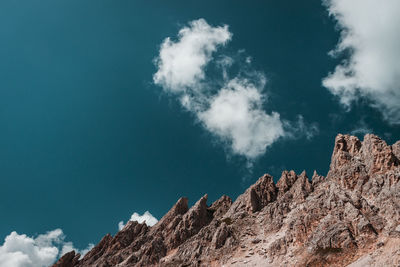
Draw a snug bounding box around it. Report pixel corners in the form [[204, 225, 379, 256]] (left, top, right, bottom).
[[53, 134, 400, 267]]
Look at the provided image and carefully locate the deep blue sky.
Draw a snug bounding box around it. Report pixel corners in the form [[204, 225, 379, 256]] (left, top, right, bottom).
[[0, 0, 399, 250]]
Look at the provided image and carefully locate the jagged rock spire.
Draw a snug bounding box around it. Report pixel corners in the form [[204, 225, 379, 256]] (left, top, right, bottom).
[[53, 134, 400, 267]]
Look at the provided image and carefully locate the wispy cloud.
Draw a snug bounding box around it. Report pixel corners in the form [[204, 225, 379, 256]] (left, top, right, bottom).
[[284, 115, 319, 141], [323, 0, 400, 124], [154, 19, 317, 160], [349, 119, 373, 137]]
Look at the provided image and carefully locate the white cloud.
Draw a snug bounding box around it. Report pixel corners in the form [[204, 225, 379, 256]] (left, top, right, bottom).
[[118, 211, 158, 230], [153, 18, 231, 93], [199, 78, 284, 158], [323, 0, 400, 124], [59, 242, 94, 259], [154, 19, 316, 160], [0, 229, 92, 267], [118, 221, 125, 231]]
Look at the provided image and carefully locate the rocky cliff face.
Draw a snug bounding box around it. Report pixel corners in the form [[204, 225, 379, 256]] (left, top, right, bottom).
[[53, 134, 400, 267]]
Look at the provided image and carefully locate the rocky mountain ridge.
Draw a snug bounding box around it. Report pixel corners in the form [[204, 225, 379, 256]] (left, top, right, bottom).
[[54, 134, 400, 266]]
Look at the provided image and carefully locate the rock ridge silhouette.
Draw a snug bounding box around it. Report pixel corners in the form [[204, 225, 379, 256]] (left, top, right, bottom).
[[53, 134, 400, 267]]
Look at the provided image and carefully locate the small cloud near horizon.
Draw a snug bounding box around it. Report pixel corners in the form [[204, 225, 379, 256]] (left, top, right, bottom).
[[118, 211, 158, 230], [0, 229, 93, 267]]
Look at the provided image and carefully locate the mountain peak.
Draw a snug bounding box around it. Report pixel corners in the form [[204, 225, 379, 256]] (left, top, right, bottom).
[[53, 134, 400, 266]]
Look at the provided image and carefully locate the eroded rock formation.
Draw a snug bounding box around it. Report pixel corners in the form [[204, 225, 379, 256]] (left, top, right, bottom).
[[53, 134, 400, 267]]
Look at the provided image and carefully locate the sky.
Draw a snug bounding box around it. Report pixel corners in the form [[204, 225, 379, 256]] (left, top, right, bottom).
[[1, 0, 400, 266]]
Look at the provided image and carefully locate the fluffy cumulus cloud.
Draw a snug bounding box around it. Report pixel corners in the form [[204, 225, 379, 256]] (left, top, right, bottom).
[[154, 19, 317, 160], [199, 78, 284, 158], [0, 229, 93, 267], [153, 18, 231, 93], [118, 211, 158, 230], [323, 0, 400, 124]]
